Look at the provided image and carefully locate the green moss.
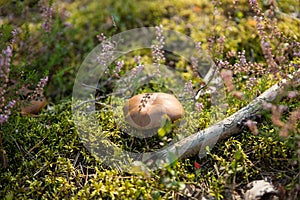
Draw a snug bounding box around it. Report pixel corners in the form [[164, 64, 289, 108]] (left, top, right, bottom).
[[1, 0, 300, 198]]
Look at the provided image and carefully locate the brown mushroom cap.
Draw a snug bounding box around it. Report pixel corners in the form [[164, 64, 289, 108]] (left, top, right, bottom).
[[21, 96, 47, 116], [18, 87, 48, 116], [123, 93, 184, 130]]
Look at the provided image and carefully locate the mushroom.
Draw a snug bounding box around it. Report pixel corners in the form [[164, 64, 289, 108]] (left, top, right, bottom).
[[123, 93, 184, 130], [21, 95, 47, 116], [19, 87, 47, 116]]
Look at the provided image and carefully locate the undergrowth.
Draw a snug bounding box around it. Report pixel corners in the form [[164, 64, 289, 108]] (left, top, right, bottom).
[[0, 0, 299, 199]]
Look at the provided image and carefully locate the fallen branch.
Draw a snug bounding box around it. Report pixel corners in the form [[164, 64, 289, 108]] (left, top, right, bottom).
[[76, 72, 298, 171], [170, 82, 280, 160], [147, 72, 299, 166]]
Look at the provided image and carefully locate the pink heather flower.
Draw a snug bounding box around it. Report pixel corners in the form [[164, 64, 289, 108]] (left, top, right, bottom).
[[115, 60, 124, 71], [262, 41, 271, 49], [217, 36, 225, 55], [0, 115, 8, 125], [226, 50, 236, 58], [132, 56, 144, 77], [278, 105, 288, 113], [190, 56, 200, 78], [217, 36, 225, 44], [134, 56, 142, 64], [191, 56, 197, 67], [287, 91, 298, 98], [195, 42, 202, 52], [0, 100, 16, 125], [249, 0, 257, 6], [262, 102, 273, 110], [183, 80, 194, 97], [247, 77, 257, 88], [41, 6, 53, 33], [237, 50, 247, 66], [293, 51, 300, 57], [217, 60, 230, 69], [1, 39, 16, 125], [97, 33, 115, 69], [246, 119, 259, 135], [11, 29, 17, 43], [152, 25, 165, 76], [113, 60, 124, 78], [271, 105, 285, 127], [132, 65, 144, 77], [220, 69, 234, 91], [96, 33, 106, 42], [195, 102, 204, 112], [280, 107, 300, 137], [7, 100, 16, 108], [29, 76, 48, 99], [0, 30, 18, 126], [1, 45, 13, 75], [39, 76, 48, 88]]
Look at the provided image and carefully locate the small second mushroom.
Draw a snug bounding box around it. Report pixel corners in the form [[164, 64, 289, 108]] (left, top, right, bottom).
[[19, 87, 47, 116], [123, 93, 184, 130]]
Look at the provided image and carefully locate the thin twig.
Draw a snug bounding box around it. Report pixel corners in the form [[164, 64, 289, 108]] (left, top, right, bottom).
[[27, 134, 49, 155], [73, 152, 80, 167]]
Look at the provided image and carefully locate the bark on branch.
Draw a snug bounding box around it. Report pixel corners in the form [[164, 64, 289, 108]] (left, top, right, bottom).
[[147, 77, 297, 166]]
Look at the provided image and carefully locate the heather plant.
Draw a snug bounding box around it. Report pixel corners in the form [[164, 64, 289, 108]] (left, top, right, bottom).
[[0, 29, 49, 170], [132, 56, 144, 77], [0, 30, 17, 169], [40, 0, 53, 33], [0, 34, 16, 168], [208, 1, 300, 197], [151, 24, 166, 76], [0, 33, 16, 126]]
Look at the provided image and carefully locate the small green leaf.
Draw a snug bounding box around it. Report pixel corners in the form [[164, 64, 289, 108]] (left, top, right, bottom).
[[158, 127, 166, 138]]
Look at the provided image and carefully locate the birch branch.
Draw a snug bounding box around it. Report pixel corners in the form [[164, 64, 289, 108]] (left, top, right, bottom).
[[145, 78, 292, 166]]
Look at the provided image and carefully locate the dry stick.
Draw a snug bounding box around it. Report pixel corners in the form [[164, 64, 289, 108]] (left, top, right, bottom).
[[155, 81, 282, 161]]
